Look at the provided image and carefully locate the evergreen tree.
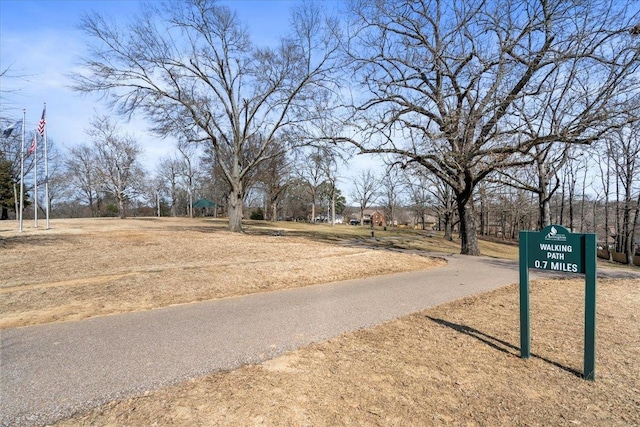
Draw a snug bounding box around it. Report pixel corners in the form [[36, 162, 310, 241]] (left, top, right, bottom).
[[0, 152, 14, 220]]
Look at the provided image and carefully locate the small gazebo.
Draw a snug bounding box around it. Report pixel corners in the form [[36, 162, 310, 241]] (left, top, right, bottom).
[[192, 198, 217, 217]]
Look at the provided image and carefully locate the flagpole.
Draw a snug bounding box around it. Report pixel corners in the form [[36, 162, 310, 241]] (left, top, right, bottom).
[[13, 181, 18, 220], [44, 103, 50, 229], [19, 109, 25, 233], [34, 133, 38, 228]]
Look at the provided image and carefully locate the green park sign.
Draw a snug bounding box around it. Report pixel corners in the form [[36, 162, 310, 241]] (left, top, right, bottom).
[[519, 225, 597, 381], [526, 225, 585, 273]]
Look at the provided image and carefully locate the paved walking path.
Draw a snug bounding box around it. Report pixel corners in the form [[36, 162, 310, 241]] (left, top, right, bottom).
[[1, 254, 638, 427]]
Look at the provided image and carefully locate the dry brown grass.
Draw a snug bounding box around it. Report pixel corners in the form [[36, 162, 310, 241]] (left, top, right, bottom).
[[242, 219, 521, 260], [2, 217, 638, 426], [0, 217, 442, 329]]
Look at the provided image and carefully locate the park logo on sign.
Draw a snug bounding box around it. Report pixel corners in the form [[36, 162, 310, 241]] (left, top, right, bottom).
[[545, 226, 567, 242]]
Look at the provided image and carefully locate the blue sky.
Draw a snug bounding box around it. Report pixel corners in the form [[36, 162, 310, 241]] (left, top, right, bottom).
[[0, 0, 309, 169]]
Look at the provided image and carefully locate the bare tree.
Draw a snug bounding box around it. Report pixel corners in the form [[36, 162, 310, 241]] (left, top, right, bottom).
[[280, 177, 311, 221], [430, 178, 457, 241], [608, 123, 640, 262], [500, 142, 571, 229], [317, 181, 347, 225], [0, 65, 29, 108], [316, 146, 344, 226], [561, 150, 590, 232], [351, 169, 380, 226], [65, 145, 101, 216], [200, 140, 232, 214], [86, 116, 145, 219], [298, 148, 327, 223], [404, 171, 434, 231], [578, 153, 592, 233], [176, 141, 200, 218], [254, 141, 292, 221], [596, 144, 613, 252], [156, 155, 184, 217], [73, 0, 340, 232], [379, 166, 405, 228], [403, 165, 457, 237], [334, 0, 640, 255]]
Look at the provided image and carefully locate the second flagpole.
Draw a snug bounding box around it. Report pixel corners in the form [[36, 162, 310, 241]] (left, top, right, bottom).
[[43, 103, 49, 229], [33, 132, 38, 228], [19, 109, 25, 233]]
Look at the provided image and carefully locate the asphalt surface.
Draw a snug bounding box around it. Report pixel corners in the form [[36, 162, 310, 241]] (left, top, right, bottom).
[[1, 254, 638, 427]]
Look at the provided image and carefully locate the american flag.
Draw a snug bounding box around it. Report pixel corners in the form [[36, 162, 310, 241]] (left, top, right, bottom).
[[27, 133, 36, 156], [37, 105, 46, 136]]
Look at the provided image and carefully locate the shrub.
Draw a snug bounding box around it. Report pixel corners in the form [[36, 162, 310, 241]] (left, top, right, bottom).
[[250, 208, 264, 220]]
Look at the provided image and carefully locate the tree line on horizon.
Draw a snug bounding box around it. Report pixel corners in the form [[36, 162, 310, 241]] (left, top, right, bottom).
[[1, 0, 639, 259]]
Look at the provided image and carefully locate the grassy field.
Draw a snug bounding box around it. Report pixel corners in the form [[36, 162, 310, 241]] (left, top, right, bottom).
[[2, 217, 639, 426], [242, 218, 521, 260], [0, 217, 443, 329]]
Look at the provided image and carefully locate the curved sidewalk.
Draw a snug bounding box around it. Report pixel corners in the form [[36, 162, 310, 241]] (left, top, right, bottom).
[[1, 255, 637, 426]]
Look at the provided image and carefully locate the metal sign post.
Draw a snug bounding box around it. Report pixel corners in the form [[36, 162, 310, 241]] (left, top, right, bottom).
[[519, 230, 531, 359], [519, 225, 597, 381]]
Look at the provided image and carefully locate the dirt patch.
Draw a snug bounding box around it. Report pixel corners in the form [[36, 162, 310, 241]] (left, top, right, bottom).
[[55, 278, 640, 426], [0, 218, 443, 328]]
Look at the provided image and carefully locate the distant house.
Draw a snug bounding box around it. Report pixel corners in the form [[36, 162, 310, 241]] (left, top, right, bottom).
[[346, 206, 438, 229], [370, 210, 386, 226], [354, 209, 385, 226], [413, 214, 437, 230]]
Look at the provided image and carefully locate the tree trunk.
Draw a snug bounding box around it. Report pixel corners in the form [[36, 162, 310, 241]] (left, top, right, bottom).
[[580, 165, 587, 232], [479, 194, 485, 236], [623, 171, 635, 263], [568, 177, 575, 232], [623, 204, 632, 263], [603, 156, 610, 250], [615, 172, 622, 252], [330, 191, 336, 227], [1, 207, 8, 220], [118, 193, 126, 219], [538, 187, 551, 229], [631, 192, 640, 260], [456, 193, 480, 256], [443, 212, 453, 241], [559, 176, 566, 226], [536, 162, 553, 229], [511, 200, 520, 240], [227, 184, 243, 232], [88, 193, 95, 217]]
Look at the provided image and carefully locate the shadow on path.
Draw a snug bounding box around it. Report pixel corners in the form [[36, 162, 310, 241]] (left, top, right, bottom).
[[426, 316, 583, 379]]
